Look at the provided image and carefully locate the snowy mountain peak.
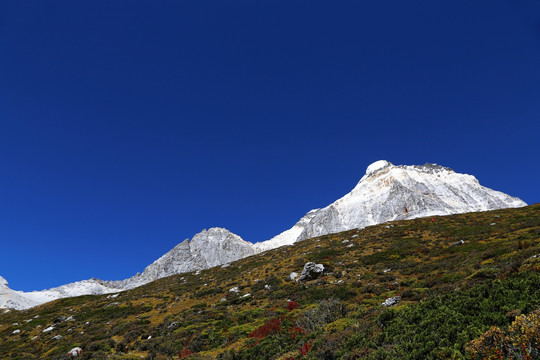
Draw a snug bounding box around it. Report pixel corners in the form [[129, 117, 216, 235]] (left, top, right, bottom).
[[260, 161, 526, 248], [0, 276, 8, 288]]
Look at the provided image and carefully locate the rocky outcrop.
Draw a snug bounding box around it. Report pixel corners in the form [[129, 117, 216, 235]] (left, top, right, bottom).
[[381, 296, 401, 307], [297, 262, 325, 282]]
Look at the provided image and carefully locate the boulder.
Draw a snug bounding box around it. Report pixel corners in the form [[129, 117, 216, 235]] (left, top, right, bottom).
[[297, 262, 325, 282], [67, 347, 83, 357], [381, 296, 401, 307]]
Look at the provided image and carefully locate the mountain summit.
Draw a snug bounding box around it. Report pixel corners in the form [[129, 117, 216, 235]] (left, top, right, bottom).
[[0, 161, 526, 309], [255, 160, 526, 251], [113, 227, 256, 290]]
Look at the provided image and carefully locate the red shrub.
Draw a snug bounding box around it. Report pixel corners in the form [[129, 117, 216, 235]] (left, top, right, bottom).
[[299, 340, 314, 356], [178, 348, 192, 359], [178, 335, 193, 359], [248, 316, 284, 339], [287, 300, 299, 311]]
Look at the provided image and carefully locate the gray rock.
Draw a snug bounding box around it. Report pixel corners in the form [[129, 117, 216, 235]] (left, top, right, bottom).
[[297, 262, 325, 282], [450, 240, 465, 247], [381, 296, 401, 307]]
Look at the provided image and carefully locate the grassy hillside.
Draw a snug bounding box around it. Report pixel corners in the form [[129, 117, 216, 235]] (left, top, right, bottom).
[[1, 204, 539, 360]]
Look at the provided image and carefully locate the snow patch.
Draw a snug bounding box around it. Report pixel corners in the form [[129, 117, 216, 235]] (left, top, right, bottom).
[[365, 160, 393, 176]]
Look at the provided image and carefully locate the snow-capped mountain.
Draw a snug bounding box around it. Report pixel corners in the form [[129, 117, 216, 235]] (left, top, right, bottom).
[[0, 228, 254, 310], [0, 161, 527, 310], [259, 160, 526, 248], [0, 276, 118, 311]]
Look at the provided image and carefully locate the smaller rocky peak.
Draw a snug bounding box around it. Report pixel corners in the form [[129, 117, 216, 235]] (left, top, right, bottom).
[[365, 160, 393, 176], [0, 276, 8, 288]]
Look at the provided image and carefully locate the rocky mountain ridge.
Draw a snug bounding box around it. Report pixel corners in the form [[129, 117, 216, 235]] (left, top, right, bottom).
[[0, 160, 527, 310]]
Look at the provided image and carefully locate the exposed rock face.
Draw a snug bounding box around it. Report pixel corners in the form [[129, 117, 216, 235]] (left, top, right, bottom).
[[262, 160, 526, 247], [297, 262, 325, 282], [112, 227, 256, 289]]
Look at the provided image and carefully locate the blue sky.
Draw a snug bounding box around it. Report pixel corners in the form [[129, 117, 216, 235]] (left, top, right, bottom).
[[1, 1, 539, 291]]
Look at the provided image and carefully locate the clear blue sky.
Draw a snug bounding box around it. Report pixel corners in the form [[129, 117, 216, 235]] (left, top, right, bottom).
[[1, 1, 539, 291]]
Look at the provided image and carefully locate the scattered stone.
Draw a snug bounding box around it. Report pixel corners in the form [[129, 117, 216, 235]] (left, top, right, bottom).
[[264, 284, 271, 290], [107, 293, 119, 299], [450, 240, 465, 247], [65, 316, 75, 322], [242, 293, 251, 298], [383, 268, 392, 273], [67, 347, 83, 357], [381, 296, 401, 307], [342, 240, 349, 244], [52, 335, 63, 340], [220, 297, 227, 302], [297, 262, 325, 282], [489, 223, 496, 226], [42, 326, 55, 333], [167, 322, 179, 329], [289, 272, 299, 281], [346, 244, 354, 248], [221, 263, 230, 268], [12, 322, 18, 326], [12, 329, 20, 334], [54, 315, 67, 323], [105, 302, 120, 308], [147, 335, 152, 339], [229, 286, 240, 294]]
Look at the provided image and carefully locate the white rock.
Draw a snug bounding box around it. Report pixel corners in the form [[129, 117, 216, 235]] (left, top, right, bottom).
[[67, 347, 83, 357], [289, 272, 299, 281], [42, 326, 54, 333], [381, 296, 401, 307]]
